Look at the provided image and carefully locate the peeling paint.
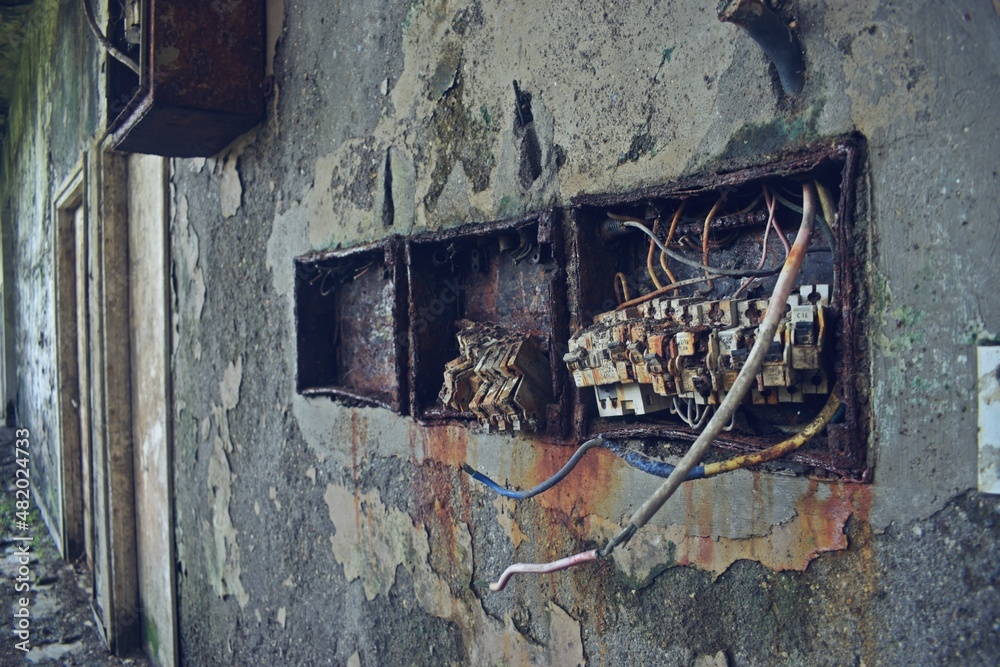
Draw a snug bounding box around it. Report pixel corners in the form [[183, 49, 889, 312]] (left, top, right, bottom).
[[205, 434, 249, 608], [595, 482, 871, 586], [220, 154, 243, 219], [171, 193, 206, 360], [324, 482, 586, 664], [493, 496, 528, 549], [204, 356, 248, 607]]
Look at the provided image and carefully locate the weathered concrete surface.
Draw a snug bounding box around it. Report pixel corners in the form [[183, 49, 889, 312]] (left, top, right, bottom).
[[0, 0, 36, 143], [164, 0, 1000, 664], [0, 0, 100, 554], [2, 0, 998, 665]]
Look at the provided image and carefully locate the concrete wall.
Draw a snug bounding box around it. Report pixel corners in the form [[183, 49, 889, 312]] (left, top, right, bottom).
[[3, 1, 998, 665], [167, 1, 999, 665], [1, 0, 100, 543]]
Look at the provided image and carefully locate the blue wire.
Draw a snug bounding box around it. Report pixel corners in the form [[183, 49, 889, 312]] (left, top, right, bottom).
[[461, 437, 705, 500], [461, 438, 604, 500], [602, 440, 706, 481]]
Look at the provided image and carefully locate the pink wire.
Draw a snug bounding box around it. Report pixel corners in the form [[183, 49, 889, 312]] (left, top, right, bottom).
[[489, 549, 599, 592], [767, 188, 791, 255], [734, 186, 787, 299]]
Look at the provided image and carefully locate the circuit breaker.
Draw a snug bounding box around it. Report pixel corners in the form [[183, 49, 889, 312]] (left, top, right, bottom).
[[568, 139, 868, 479], [407, 212, 568, 437]]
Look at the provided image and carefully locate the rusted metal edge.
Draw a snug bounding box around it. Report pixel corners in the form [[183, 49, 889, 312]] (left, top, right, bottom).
[[299, 386, 398, 412], [405, 210, 573, 439], [831, 137, 871, 481], [293, 235, 398, 264], [570, 138, 855, 209], [406, 210, 552, 247], [567, 135, 870, 480], [294, 235, 408, 415]]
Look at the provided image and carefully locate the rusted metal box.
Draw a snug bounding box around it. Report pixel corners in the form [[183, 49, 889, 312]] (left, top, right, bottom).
[[406, 212, 570, 439], [106, 0, 264, 157], [294, 239, 408, 413], [569, 138, 869, 480]]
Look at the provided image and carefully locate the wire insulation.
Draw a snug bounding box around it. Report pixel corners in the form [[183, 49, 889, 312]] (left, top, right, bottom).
[[622, 220, 781, 278], [700, 196, 725, 293], [614, 272, 631, 304], [616, 274, 723, 310], [647, 218, 665, 289], [461, 438, 604, 500], [701, 392, 841, 476], [614, 182, 816, 543], [489, 549, 598, 592], [84, 0, 140, 75]]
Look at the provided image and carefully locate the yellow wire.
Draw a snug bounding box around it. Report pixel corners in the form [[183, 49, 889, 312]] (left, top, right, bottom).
[[702, 392, 842, 477], [659, 201, 686, 292], [814, 180, 837, 229]]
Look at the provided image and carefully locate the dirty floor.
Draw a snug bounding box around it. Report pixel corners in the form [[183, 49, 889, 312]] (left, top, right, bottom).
[[1, 427, 149, 667]]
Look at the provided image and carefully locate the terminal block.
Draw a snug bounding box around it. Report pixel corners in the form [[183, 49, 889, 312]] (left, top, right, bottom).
[[440, 321, 552, 432], [564, 285, 831, 419]]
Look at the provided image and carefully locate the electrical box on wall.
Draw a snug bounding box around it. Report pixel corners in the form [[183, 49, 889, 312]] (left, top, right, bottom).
[[294, 239, 407, 413], [292, 140, 869, 480], [105, 0, 264, 157], [406, 212, 569, 438], [568, 140, 868, 480]]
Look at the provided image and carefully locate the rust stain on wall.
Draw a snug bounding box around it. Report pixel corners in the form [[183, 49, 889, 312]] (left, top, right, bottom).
[[674, 480, 863, 575], [325, 480, 586, 663], [581, 481, 874, 586]]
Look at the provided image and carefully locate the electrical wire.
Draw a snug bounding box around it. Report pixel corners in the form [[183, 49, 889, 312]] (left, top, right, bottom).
[[614, 272, 631, 304], [605, 181, 816, 552], [659, 202, 686, 291], [466, 391, 838, 503], [622, 220, 782, 278], [732, 185, 788, 298], [814, 180, 837, 229], [461, 437, 605, 500], [483, 183, 823, 589], [773, 189, 835, 256], [489, 549, 598, 592], [700, 196, 725, 293], [483, 394, 839, 591], [764, 186, 790, 254], [701, 392, 841, 476], [84, 0, 140, 75], [813, 179, 839, 294], [646, 218, 665, 290], [616, 274, 722, 311]]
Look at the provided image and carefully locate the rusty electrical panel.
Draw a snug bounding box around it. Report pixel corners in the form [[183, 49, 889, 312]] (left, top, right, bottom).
[[569, 139, 868, 480], [106, 0, 264, 157], [406, 212, 569, 438], [291, 140, 867, 480], [294, 239, 407, 413]]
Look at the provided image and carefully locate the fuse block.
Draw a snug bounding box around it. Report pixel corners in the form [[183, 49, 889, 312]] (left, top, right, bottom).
[[564, 285, 831, 419], [440, 321, 553, 432]]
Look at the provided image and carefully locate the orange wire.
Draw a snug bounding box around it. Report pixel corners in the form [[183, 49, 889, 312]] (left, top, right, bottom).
[[700, 196, 724, 294], [658, 201, 686, 293]]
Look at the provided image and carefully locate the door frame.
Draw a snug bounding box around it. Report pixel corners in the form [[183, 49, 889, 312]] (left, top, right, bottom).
[[53, 145, 140, 654]]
